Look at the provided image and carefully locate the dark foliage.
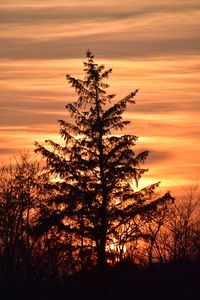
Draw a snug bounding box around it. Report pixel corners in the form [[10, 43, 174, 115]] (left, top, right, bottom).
[[1, 52, 199, 299], [34, 50, 174, 270]]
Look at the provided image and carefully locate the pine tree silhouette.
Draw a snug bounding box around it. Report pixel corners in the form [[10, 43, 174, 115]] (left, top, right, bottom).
[[35, 50, 174, 271]]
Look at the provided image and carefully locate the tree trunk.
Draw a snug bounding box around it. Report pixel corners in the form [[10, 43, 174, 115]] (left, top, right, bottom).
[[97, 237, 107, 271], [95, 84, 108, 271]]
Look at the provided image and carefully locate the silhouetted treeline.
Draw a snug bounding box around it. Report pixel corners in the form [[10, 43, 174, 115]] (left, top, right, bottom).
[[0, 158, 199, 299], [0, 52, 199, 299]]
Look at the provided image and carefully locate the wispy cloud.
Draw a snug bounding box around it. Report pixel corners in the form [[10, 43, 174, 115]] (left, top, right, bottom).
[[1, 0, 200, 191], [1, 35, 200, 60], [1, 1, 200, 24]]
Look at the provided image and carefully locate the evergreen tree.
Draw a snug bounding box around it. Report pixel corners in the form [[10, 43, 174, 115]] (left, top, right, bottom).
[[35, 50, 174, 270]]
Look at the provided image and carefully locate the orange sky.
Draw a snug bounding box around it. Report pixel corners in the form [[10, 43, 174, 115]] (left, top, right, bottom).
[[1, 0, 200, 195]]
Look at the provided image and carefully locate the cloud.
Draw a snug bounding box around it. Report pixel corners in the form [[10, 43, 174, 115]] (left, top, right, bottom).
[[1, 35, 200, 60], [1, 0, 199, 61], [0, 107, 67, 126], [187, 131, 200, 137], [1, 99, 199, 123], [147, 150, 175, 164], [0, 98, 68, 112], [136, 149, 174, 164], [126, 100, 200, 114], [0, 2, 199, 24], [0, 0, 200, 191], [0, 148, 19, 155]]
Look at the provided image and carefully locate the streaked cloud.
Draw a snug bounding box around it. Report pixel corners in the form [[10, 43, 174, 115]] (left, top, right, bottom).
[[1, 35, 200, 60], [1, 1, 200, 25], [1, 0, 200, 193]]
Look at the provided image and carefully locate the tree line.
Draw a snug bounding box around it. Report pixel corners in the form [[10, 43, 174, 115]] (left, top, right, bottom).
[[0, 51, 199, 299], [0, 155, 199, 277]]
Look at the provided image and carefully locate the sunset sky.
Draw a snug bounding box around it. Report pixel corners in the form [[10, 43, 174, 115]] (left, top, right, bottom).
[[1, 0, 200, 194]]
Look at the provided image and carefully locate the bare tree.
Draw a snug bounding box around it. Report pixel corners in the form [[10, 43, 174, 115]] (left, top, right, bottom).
[[0, 153, 49, 279], [145, 186, 200, 264]]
